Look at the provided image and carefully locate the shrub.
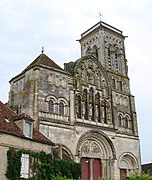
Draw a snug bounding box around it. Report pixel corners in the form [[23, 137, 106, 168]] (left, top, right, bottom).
[[127, 172, 152, 180], [5, 148, 81, 180]]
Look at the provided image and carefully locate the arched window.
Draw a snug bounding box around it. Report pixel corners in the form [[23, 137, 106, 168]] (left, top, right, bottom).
[[77, 95, 81, 118], [118, 114, 122, 126], [59, 102, 64, 116], [102, 100, 108, 124], [115, 48, 119, 71], [95, 93, 101, 122], [48, 100, 54, 113], [108, 46, 111, 69], [124, 116, 129, 128], [115, 59, 118, 71], [89, 87, 94, 102], [89, 87, 94, 121], [83, 89, 88, 120], [112, 78, 116, 90], [120, 81, 123, 92]]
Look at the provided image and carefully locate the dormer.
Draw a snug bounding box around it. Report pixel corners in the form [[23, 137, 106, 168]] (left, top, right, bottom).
[[13, 113, 34, 139]]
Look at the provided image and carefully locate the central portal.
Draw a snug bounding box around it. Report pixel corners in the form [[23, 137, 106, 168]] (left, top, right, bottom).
[[77, 131, 116, 179], [81, 157, 101, 180]]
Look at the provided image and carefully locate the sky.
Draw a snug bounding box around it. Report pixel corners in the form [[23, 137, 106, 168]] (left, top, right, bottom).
[[0, 0, 152, 164]]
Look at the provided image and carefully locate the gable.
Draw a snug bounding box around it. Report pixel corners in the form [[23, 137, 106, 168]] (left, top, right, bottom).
[[73, 55, 110, 98]]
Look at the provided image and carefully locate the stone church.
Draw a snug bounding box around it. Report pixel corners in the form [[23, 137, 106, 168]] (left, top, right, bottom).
[[8, 21, 141, 179]]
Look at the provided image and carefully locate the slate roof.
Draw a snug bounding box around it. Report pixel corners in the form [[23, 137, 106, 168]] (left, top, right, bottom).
[[0, 101, 54, 145], [24, 53, 63, 72]]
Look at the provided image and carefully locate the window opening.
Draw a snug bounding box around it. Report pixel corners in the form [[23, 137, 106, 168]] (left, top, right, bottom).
[[48, 100, 54, 113], [59, 102, 64, 116], [77, 95, 81, 118], [112, 78, 116, 90], [120, 81, 123, 92], [24, 121, 32, 138], [89, 87, 94, 121], [102, 101, 107, 124], [108, 47, 111, 69], [83, 89, 88, 120], [95, 93, 101, 122], [125, 117, 128, 128], [20, 154, 29, 179], [118, 114, 122, 126]]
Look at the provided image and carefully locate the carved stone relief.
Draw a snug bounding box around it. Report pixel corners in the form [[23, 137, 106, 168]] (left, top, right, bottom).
[[81, 140, 102, 158], [75, 59, 108, 97], [48, 73, 69, 89], [113, 92, 129, 108]]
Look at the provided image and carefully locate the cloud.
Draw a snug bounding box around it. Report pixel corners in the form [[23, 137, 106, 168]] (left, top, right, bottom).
[[0, 0, 152, 163]]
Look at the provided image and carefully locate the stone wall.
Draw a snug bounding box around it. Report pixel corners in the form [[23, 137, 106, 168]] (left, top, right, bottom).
[[0, 132, 51, 180]]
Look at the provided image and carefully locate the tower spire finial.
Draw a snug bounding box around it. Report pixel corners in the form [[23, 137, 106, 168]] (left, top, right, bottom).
[[41, 47, 44, 54], [99, 12, 103, 22]]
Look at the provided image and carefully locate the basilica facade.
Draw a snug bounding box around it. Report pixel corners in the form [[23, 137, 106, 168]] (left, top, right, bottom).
[[9, 21, 141, 179]]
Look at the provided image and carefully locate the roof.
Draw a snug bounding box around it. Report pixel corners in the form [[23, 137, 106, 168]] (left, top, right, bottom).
[[13, 113, 34, 122], [0, 101, 54, 145], [142, 163, 152, 169], [10, 53, 63, 82], [80, 21, 124, 42], [24, 53, 63, 71], [0, 101, 24, 137]]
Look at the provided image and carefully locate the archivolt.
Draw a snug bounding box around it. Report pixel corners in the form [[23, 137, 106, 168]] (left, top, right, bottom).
[[76, 130, 116, 160], [118, 152, 139, 170]]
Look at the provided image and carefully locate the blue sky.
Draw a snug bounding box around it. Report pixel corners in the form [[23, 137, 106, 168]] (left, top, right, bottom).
[[0, 0, 152, 164]]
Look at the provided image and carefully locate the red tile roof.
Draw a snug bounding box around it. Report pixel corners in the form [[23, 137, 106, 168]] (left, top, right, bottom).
[[0, 101, 54, 145], [0, 101, 24, 137], [13, 113, 34, 122]]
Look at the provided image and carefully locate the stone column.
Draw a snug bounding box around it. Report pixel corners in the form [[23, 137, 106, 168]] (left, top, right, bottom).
[[90, 159, 93, 180], [59, 144, 62, 159]]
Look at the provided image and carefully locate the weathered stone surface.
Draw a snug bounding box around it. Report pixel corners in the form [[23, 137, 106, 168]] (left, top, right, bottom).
[[9, 21, 141, 179]]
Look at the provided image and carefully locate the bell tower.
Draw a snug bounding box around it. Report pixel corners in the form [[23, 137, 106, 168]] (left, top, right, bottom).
[[79, 21, 128, 77]]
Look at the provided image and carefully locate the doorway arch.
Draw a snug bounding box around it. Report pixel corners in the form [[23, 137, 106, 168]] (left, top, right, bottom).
[[118, 152, 140, 178], [76, 130, 116, 180]]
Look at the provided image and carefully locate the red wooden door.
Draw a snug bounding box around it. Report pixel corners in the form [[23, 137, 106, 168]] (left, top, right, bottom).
[[93, 159, 101, 180], [81, 157, 90, 180], [120, 169, 127, 180]]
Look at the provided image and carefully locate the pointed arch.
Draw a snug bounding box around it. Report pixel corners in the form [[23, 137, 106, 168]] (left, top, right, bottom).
[[73, 55, 111, 97]]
